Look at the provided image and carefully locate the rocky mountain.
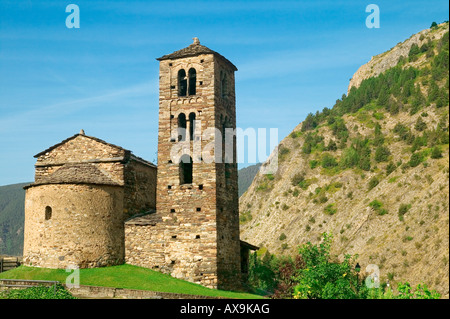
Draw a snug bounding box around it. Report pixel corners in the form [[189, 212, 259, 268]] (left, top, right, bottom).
[[239, 22, 449, 297]]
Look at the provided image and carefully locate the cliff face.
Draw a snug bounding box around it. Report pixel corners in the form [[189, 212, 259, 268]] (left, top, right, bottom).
[[348, 23, 449, 94], [240, 22, 449, 297]]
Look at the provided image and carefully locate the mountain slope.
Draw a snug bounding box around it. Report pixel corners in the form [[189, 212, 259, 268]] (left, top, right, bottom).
[[0, 182, 28, 256], [239, 22, 449, 297]]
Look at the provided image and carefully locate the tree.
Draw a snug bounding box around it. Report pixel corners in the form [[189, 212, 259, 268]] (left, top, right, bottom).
[[292, 233, 367, 299], [430, 21, 438, 29], [375, 145, 391, 162], [431, 146, 443, 159], [414, 117, 427, 131]]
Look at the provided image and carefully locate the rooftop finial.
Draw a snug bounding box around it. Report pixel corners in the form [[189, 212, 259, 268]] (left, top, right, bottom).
[[193, 37, 200, 45], [80, 129, 85, 135]]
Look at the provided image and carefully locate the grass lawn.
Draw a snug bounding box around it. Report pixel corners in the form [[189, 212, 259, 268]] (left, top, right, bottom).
[[0, 264, 265, 299]]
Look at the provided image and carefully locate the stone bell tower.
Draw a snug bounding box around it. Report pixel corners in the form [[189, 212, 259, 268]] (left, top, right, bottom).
[[155, 38, 241, 289]]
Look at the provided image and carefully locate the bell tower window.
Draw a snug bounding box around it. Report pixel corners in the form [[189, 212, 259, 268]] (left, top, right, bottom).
[[179, 154, 193, 184], [177, 113, 186, 141], [178, 69, 187, 96], [189, 112, 196, 141], [188, 68, 196, 95]]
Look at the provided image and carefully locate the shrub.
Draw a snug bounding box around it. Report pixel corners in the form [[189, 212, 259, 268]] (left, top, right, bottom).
[[368, 176, 380, 190], [340, 147, 359, 169], [291, 173, 305, 187], [386, 162, 396, 175], [369, 200, 383, 210], [408, 151, 425, 167], [431, 146, 443, 159], [375, 145, 391, 162], [279, 233, 287, 241], [398, 203, 412, 220], [321, 153, 338, 168], [293, 233, 367, 299], [309, 159, 320, 169], [414, 117, 427, 131], [323, 203, 337, 215], [369, 200, 388, 215], [0, 284, 76, 299]]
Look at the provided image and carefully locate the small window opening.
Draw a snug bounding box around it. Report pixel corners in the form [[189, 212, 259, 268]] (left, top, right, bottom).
[[178, 69, 187, 96], [188, 68, 196, 95], [177, 113, 186, 141], [196, 235, 201, 239], [168, 185, 172, 189], [172, 235, 177, 239], [198, 184, 203, 190], [45, 206, 52, 220], [171, 208, 175, 213], [189, 112, 196, 141], [196, 207, 201, 212], [179, 154, 193, 184]]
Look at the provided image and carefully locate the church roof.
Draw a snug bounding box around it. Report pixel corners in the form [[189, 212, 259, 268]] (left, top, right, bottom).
[[25, 163, 122, 188], [34, 132, 126, 158], [156, 37, 238, 71], [33, 131, 156, 168]]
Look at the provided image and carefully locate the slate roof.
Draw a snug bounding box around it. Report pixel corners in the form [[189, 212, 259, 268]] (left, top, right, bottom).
[[156, 38, 238, 71], [25, 163, 123, 189]]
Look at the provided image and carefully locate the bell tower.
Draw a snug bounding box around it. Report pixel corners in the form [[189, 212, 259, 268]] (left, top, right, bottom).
[[155, 38, 241, 289]]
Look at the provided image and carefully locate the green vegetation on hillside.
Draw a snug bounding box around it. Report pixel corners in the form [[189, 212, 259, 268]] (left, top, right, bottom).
[[291, 28, 449, 175], [247, 233, 440, 299]]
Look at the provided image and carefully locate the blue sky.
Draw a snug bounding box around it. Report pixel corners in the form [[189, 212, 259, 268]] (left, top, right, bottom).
[[0, 0, 448, 185]]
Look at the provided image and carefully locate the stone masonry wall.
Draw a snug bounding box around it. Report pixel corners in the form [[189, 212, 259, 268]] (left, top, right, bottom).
[[146, 48, 241, 290], [123, 159, 157, 219], [23, 184, 124, 269], [35, 134, 126, 184]]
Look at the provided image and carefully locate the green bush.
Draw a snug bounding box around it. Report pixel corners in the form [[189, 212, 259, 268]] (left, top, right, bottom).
[[293, 233, 366, 299], [374, 145, 391, 162], [368, 176, 380, 190], [398, 203, 412, 221], [431, 146, 443, 159], [323, 203, 337, 215], [386, 162, 396, 175], [408, 151, 425, 167], [0, 284, 76, 299], [321, 153, 338, 168]]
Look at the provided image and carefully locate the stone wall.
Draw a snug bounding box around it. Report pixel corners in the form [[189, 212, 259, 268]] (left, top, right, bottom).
[[123, 158, 157, 219], [125, 213, 218, 287], [34, 134, 126, 184], [23, 184, 124, 268], [144, 44, 241, 290]]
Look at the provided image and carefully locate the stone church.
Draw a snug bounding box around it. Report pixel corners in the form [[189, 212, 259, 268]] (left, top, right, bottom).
[[23, 38, 257, 290]]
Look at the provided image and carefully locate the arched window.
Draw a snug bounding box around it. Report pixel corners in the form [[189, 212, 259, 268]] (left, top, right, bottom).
[[45, 206, 52, 220], [179, 154, 193, 184], [177, 113, 186, 141], [220, 71, 227, 98], [188, 68, 196, 95], [189, 112, 196, 141], [178, 69, 187, 96]]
